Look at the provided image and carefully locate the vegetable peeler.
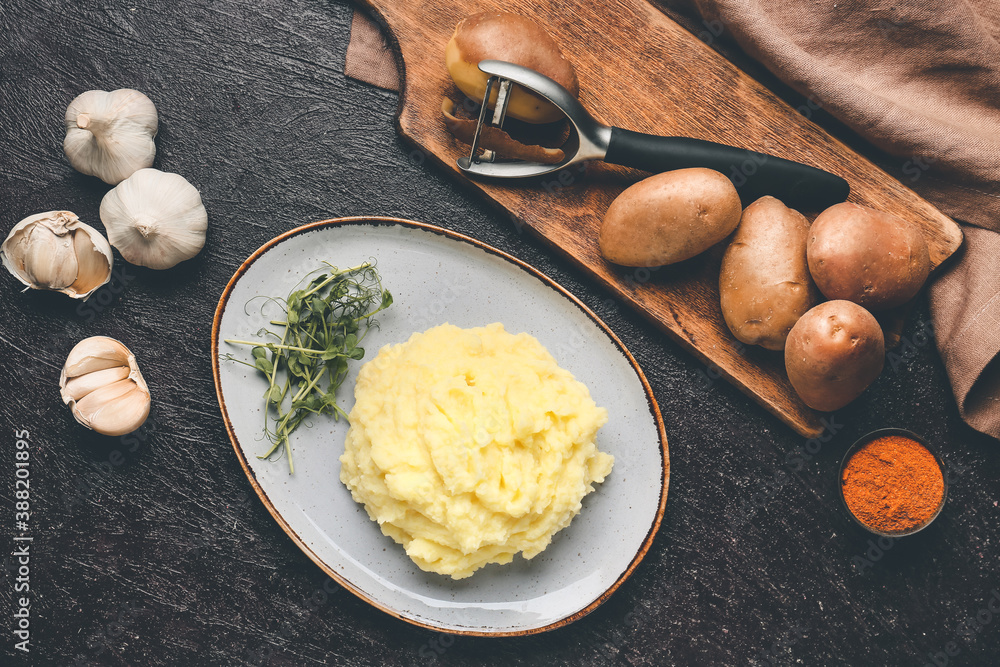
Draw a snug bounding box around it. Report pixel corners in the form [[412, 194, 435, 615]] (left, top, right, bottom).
[[457, 60, 850, 209]]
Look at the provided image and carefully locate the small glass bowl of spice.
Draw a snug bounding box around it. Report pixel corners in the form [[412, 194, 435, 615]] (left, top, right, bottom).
[[839, 429, 947, 537]]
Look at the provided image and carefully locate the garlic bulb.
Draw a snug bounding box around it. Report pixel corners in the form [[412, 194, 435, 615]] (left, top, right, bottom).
[[100, 168, 208, 270], [64, 89, 158, 185], [0, 210, 113, 300], [60, 336, 151, 436]]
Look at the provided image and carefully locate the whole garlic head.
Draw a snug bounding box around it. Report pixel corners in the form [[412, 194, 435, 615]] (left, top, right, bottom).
[[0, 210, 113, 300], [60, 336, 151, 436], [64, 89, 158, 185], [100, 168, 208, 270]]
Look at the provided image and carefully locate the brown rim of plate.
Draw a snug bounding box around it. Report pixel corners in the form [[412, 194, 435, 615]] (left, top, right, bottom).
[[210, 216, 670, 637]]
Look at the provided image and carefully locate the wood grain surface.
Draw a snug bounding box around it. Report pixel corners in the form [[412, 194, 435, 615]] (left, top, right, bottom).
[[361, 0, 964, 438]]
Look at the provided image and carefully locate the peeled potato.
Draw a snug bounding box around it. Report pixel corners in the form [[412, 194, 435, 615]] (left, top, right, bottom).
[[785, 300, 885, 411], [599, 168, 742, 267], [720, 196, 820, 350], [807, 202, 930, 310], [445, 12, 578, 124]]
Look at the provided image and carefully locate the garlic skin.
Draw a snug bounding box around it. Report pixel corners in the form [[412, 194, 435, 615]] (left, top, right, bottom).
[[64, 89, 158, 185], [100, 168, 208, 270], [0, 211, 113, 300], [60, 336, 151, 436]]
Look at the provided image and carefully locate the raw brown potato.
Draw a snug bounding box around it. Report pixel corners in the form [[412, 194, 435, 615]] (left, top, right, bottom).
[[807, 202, 930, 310], [719, 196, 821, 350], [785, 300, 885, 411], [445, 12, 578, 124], [599, 168, 742, 267]]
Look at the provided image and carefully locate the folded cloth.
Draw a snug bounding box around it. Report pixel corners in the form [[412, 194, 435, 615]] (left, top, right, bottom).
[[343, 4, 1000, 439], [931, 227, 1000, 437], [345, 10, 400, 91]]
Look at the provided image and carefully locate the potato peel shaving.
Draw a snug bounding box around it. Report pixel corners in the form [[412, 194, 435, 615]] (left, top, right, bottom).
[[441, 98, 565, 164]]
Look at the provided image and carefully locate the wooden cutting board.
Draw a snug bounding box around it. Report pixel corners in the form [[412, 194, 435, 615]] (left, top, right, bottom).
[[359, 0, 963, 437]]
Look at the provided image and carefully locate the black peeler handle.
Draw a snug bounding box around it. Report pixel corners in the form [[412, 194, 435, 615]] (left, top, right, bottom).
[[603, 128, 849, 210]]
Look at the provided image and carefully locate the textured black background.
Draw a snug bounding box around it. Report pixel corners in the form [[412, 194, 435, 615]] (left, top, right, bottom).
[[1, 1, 999, 665]]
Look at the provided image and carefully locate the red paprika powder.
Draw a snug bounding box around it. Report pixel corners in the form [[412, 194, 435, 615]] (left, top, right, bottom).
[[841, 434, 944, 534]]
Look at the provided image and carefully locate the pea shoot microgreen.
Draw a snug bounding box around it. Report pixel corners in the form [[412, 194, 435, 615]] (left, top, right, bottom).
[[223, 261, 392, 473]]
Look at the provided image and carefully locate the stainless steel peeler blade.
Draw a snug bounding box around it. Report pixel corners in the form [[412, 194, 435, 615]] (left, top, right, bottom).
[[455, 60, 849, 209]]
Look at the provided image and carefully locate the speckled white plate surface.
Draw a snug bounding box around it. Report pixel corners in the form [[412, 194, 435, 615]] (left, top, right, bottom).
[[212, 217, 669, 635]]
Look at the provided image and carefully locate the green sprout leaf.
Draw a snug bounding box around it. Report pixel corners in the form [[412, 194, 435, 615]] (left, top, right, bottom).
[[264, 385, 283, 405], [223, 260, 392, 474]]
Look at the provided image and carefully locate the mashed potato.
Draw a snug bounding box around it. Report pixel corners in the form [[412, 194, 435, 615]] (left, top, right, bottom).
[[340, 322, 613, 579]]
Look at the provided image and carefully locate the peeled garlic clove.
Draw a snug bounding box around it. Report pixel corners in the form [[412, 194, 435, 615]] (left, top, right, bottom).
[[71, 227, 114, 296], [74, 379, 151, 436], [64, 89, 158, 185], [60, 336, 150, 436], [62, 335, 131, 377], [100, 168, 208, 270], [87, 384, 151, 437], [23, 220, 78, 289], [0, 211, 113, 300], [61, 365, 130, 401]]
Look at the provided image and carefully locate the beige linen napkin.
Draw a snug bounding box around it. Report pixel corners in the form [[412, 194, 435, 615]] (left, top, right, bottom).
[[343, 4, 1000, 439], [344, 11, 400, 91]]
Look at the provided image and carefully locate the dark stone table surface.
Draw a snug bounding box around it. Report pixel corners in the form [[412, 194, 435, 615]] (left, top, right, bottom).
[[1, 1, 998, 665]]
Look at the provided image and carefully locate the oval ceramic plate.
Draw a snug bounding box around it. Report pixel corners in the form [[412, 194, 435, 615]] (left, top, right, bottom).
[[211, 217, 669, 636]]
